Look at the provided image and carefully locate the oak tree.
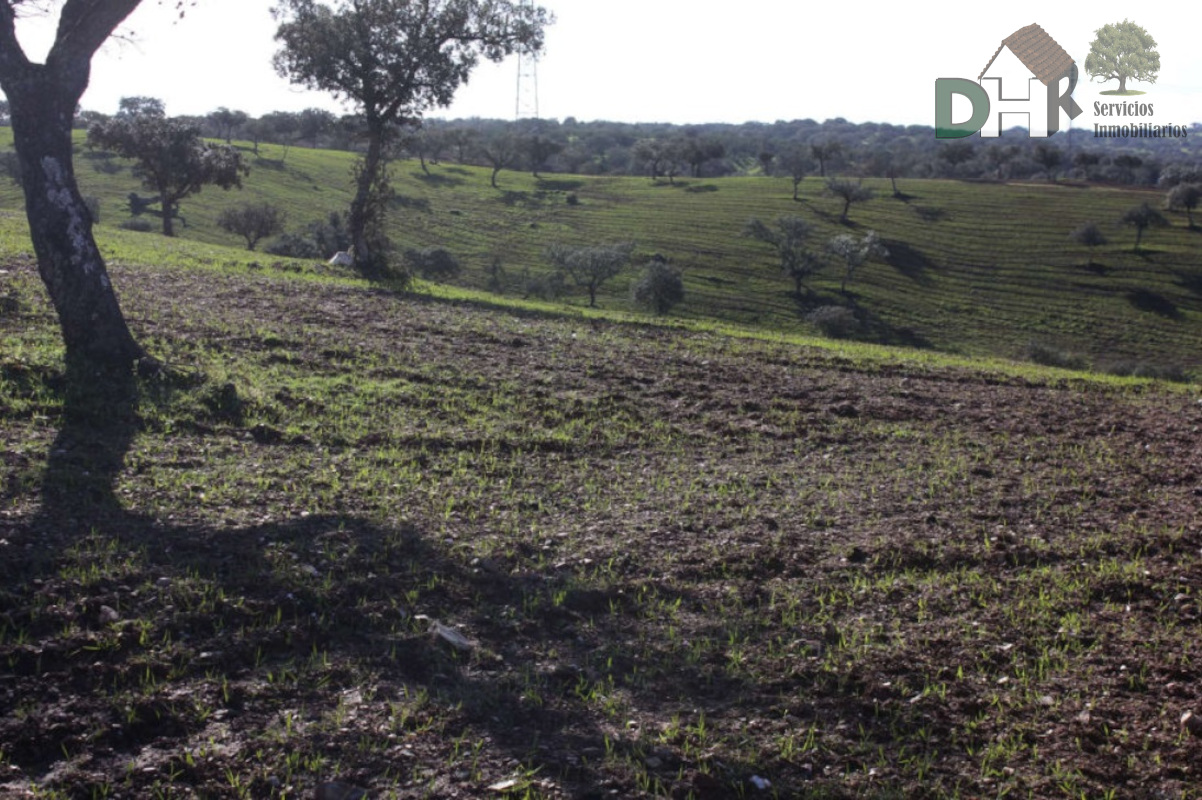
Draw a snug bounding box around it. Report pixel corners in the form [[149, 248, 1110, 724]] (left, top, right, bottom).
[[88, 114, 247, 237], [744, 215, 824, 297], [546, 241, 634, 308], [272, 0, 551, 274]]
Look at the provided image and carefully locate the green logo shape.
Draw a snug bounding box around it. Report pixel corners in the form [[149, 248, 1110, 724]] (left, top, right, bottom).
[[935, 79, 990, 139]]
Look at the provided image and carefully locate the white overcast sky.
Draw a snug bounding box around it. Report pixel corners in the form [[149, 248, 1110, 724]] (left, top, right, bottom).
[[7, 0, 1201, 127]]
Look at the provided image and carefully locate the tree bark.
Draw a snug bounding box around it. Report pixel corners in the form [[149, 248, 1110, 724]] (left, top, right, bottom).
[[0, 1, 145, 367], [348, 128, 386, 272]]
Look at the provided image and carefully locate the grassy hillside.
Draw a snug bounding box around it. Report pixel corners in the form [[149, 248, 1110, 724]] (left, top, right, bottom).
[[2, 248, 1202, 797], [1, 129, 1200, 375]]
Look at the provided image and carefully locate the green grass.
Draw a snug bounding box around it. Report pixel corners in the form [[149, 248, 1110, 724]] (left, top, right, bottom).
[[1, 126, 1200, 378], [2, 245, 1201, 797]]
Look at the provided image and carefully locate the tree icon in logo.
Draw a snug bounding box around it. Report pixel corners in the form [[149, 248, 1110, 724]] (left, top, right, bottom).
[[1084, 20, 1159, 95]]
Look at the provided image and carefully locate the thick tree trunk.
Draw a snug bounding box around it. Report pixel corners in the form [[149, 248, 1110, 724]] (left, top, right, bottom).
[[0, 0, 145, 368], [5, 70, 143, 367]]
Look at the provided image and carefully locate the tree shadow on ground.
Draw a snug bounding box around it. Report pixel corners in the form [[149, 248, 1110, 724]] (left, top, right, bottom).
[[1126, 289, 1180, 319], [1173, 270, 1202, 296], [912, 205, 948, 223], [2, 364, 786, 798], [883, 239, 936, 286], [411, 171, 464, 187], [535, 178, 584, 192]]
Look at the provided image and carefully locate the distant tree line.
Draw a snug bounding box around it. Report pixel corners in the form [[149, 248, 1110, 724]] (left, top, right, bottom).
[[3, 101, 1192, 189]]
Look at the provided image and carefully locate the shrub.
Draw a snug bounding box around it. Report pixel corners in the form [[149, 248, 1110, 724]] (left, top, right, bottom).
[[1023, 341, 1088, 371], [521, 269, 565, 300], [1101, 360, 1192, 383], [403, 246, 461, 281], [565, 192, 579, 206], [631, 259, 684, 314], [806, 305, 861, 339], [265, 211, 351, 259], [217, 202, 286, 251], [119, 218, 154, 233]]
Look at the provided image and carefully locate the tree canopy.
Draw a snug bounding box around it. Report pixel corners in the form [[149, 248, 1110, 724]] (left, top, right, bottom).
[[88, 115, 248, 236], [272, 0, 551, 272]]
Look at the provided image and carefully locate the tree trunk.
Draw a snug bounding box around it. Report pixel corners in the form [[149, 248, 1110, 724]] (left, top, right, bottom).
[[160, 198, 176, 237], [349, 130, 386, 272], [5, 69, 143, 366], [1118, 75, 1127, 93]]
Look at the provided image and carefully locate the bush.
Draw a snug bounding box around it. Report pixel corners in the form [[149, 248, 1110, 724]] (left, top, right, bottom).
[[217, 202, 286, 251], [119, 218, 154, 233], [806, 305, 861, 339], [1023, 341, 1088, 371], [1101, 360, 1192, 383], [403, 246, 461, 281], [265, 211, 351, 259], [521, 269, 565, 300], [631, 259, 684, 314], [565, 193, 579, 206]]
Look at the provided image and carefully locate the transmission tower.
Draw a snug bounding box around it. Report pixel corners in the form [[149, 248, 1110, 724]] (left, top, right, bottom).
[[514, 0, 539, 122]]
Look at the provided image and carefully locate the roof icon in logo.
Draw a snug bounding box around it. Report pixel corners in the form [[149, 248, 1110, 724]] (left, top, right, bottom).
[[979, 23, 1075, 88]]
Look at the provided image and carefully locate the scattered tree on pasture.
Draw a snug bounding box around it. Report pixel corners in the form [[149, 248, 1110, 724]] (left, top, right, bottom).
[[272, 0, 551, 274], [744, 215, 824, 297], [1120, 202, 1168, 251], [218, 202, 287, 251], [1068, 222, 1108, 267], [546, 241, 635, 307], [828, 230, 888, 293], [776, 146, 813, 201], [477, 132, 521, 188], [88, 114, 248, 237], [1165, 183, 1202, 229], [825, 177, 874, 223]]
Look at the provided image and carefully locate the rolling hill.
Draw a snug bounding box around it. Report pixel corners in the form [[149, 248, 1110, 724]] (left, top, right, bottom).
[[1, 129, 1200, 376]]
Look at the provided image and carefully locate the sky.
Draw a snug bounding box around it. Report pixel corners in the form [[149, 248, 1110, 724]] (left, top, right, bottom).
[[7, 0, 1201, 129]]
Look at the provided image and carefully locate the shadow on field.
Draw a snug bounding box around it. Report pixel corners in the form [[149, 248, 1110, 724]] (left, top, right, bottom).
[[1174, 270, 1202, 297], [884, 239, 936, 285], [912, 205, 948, 223], [411, 171, 464, 187], [4, 365, 774, 796], [1126, 289, 1180, 319], [535, 178, 584, 192]]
